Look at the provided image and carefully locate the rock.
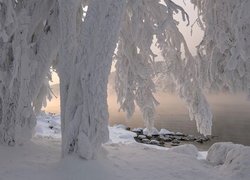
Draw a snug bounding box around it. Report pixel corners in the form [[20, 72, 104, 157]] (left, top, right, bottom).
[[187, 135, 196, 141], [175, 132, 185, 136], [152, 134, 160, 138], [142, 139, 150, 144], [138, 135, 147, 139], [146, 135, 152, 139], [171, 143, 180, 146], [175, 136, 183, 140], [159, 135, 172, 142], [49, 125, 53, 129], [203, 136, 210, 142], [125, 127, 131, 131], [196, 138, 204, 144], [150, 140, 160, 145], [172, 139, 180, 144], [179, 137, 188, 141], [132, 128, 143, 134], [143, 127, 159, 136], [159, 141, 165, 145]]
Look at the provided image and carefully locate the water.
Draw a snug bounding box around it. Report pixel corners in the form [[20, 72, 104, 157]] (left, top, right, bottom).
[[44, 86, 250, 149], [108, 93, 250, 149]]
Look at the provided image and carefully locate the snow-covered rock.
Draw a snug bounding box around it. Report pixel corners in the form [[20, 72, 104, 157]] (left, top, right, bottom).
[[150, 140, 160, 145], [159, 129, 174, 135], [175, 132, 185, 136], [132, 128, 143, 133], [143, 128, 159, 136], [138, 135, 147, 139], [142, 139, 150, 144]]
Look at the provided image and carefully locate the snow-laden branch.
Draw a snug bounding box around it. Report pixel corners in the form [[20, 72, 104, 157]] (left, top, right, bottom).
[[193, 0, 250, 97], [115, 0, 212, 135]]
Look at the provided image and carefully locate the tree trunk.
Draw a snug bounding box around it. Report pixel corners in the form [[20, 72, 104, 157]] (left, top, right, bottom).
[[57, 0, 81, 156], [59, 0, 125, 159], [0, 0, 59, 145]]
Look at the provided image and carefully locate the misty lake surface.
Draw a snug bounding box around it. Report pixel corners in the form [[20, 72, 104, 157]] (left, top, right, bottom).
[[44, 86, 250, 150], [109, 93, 250, 149]]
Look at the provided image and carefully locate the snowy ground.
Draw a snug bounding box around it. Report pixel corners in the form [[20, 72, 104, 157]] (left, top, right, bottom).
[[0, 113, 249, 180]]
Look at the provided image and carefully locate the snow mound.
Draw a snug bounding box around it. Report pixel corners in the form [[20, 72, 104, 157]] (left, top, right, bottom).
[[207, 142, 250, 179], [108, 126, 136, 144], [168, 144, 199, 158], [207, 142, 244, 165], [222, 146, 250, 179]]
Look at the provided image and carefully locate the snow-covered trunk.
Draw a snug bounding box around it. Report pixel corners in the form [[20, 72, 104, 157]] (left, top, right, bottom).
[[0, 0, 59, 145], [0, 0, 29, 145], [60, 0, 126, 159], [57, 0, 81, 154]]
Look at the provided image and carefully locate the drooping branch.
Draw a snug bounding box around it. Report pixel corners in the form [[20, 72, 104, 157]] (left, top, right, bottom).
[[115, 0, 212, 135], [193, 0, 250, 96]]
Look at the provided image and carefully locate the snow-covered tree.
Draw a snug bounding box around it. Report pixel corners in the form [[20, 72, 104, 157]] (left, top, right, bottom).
[[58, 0, 126, 159], [0, 0, 59, 145], [192, 0, 250, 95], [115, 0, 212, 136]]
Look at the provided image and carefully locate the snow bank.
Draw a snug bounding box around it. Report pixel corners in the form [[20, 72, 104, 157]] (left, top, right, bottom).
[[207, 142, 244, 165], [1, 114, 250, 180], [35, 114, 61, 139], [222, 146, 250, 179], [108, 125, 137, 144], [168, 144, 199, 158], [207, 142, 250, 179]]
